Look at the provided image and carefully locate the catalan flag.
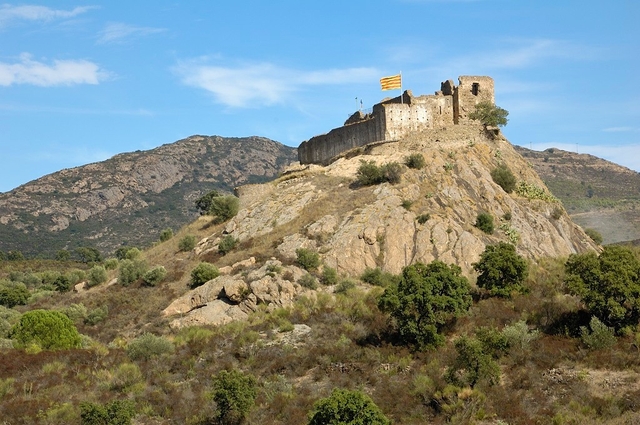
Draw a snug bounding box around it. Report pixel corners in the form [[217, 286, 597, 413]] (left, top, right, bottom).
[[380, 74, 401, 91]]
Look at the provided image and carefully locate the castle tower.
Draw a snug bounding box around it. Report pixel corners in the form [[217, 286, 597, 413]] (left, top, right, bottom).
[[453, 76, 495, 124]]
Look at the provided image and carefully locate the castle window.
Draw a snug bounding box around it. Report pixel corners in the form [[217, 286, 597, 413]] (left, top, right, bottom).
[[472, 83, 479, 96]]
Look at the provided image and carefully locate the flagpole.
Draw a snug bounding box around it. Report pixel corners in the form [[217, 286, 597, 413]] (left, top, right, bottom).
[[400, 71, 403, 105]]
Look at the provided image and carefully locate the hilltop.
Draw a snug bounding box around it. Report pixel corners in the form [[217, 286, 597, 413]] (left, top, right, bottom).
[[0, 136, 297, 257]]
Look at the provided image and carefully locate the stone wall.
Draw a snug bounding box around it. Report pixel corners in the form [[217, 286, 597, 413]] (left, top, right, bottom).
[[299, 75, 494, 165]]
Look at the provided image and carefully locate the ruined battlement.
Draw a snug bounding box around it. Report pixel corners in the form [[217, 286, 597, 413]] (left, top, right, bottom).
[[298, 76, 494, 165]]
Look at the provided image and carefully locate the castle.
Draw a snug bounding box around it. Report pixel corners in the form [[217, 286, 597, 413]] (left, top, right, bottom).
[[298, 76, 495, 165]]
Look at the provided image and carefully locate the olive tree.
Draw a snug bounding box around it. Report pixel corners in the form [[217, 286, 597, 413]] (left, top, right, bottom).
[[468, 101, 509, 127], [473, 242, 528, 297]]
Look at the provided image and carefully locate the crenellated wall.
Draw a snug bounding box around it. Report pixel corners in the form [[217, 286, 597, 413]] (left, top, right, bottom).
[[299, 76, 494, 165]]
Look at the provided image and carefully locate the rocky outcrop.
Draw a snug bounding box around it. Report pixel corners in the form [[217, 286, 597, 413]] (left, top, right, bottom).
[[200, 125, 598, 278], [163, 259, 310, 328]]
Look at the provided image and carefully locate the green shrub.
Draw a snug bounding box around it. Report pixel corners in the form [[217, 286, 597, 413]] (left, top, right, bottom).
[[0, 281, 30, 307], [356, 160, 402, 185], [580, 316, 616, 350], [501, 320, 540, 350], [85, 306, 108, 326], [445, 336, 501, 388], [584, 228, 603, 245], [473, 242, 528, 297], [378, 261, 472, 349], [475, 212, 494, 234], [74, 246, 102, 263], [127, 332, 174, 361], [490, 165, 516, 193], [360, 268, 398, 287], [299, 273, 318, 290], [515, 181, 558, 202], [308, 388, 390, 425], [335, 278, 356, 294], [209, 195, 240, 223], [64, 303, 88, 324], [104, 258, 119, 270], [142, 266, 167, 286], [218, 235, 239, 255], [211, 369, 257, 424], [118, 259, 148, 286], [159, 228, 174, 242], [87, 265, 108, 288], [320, 266, 338, 285], [0, 306, 21, 338], [296, 248, 320, 271], [382, 162, 402, 184], [401, 199, 413, 210], [123, 247, 142, 261], [80, 399, 135, 425], [468, 101, 509, 127], [416, 213, 430, 224], [10, 310, 81, 350], [55, 249, 71, 261], [404, 153, 426, 169], [190, 262, 219, 289], [52, 274, 72, 292], [178, 235, 197, 252]]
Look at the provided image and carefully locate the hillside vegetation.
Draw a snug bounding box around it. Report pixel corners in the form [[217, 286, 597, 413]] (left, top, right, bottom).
[[3, 127, 640, 424]]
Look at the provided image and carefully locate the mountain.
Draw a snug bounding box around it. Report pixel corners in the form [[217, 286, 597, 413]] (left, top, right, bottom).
[[0, 135, 297, 257], [514, 146, 640, 245]]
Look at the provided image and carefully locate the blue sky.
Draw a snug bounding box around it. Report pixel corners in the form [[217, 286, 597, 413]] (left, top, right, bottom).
[[0, 1, 638, 192]]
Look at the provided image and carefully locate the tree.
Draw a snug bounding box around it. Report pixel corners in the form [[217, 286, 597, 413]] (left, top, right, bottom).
[[211, 369, 257, 424], [190, 262, 219, 289], [468, 101, 509, 127], [75, 247, 102, 263], [209, 195, 240, 223], [308, 388, 390, 425], [0, 281, 30, 307], [6, 250, 24, 261], [195, 190, 221, 215], [474, 212, 494, 234], [10, 310, 81, 350], [142, 266, 167, 286], [55, 249, 71, 261], [378, 261, 472, 349], [473, 242, 528, 297], [565, 246, 640, 331], [87, 265, 108, 287]]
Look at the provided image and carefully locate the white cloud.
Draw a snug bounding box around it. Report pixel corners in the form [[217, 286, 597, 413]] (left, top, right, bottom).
[[97, 22, 166, 44], [0, 4, 95, 26], [603, 127, 640, 133], [174, 61, 379, 108], [0, 53, 106, 86]]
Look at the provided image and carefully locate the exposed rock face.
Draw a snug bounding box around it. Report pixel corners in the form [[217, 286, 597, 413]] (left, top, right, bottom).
[[163, 259, 310, 328], [202, 125, 598, 278], [0, 136, 297, 256]]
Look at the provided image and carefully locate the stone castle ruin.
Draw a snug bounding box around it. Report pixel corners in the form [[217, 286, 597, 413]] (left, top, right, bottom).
[[298, 76, 495, 165]]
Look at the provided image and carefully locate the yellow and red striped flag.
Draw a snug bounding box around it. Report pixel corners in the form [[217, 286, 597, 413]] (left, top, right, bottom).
[[380, 74, 401, 91]]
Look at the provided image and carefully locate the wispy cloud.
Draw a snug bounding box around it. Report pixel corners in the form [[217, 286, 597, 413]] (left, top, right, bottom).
[[603, 126, 640, 133], [0, 53, 107, 86], [97, 22, 166, 44], [174, 60, 379, 108], [0, 4, 95, 26]]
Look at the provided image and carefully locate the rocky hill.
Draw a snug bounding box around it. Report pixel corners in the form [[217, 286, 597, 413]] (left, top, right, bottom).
[[0, 136, 297, 257], [515, 146, 640, 244]]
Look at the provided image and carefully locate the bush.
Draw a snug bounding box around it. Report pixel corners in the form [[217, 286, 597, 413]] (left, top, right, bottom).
[[474, 212, 494, 234], [356, 160, 402, 186], [190, 262, 219, 289], [404, 153, 426, 169], [55, 249, 71, 261], [218, 235, 239, 255], [195, 189, 221, 215], [74, 247, 102, 263], [378, 261, 472, 349], [211, 369, 257, 424], [127, 332, 174, 361], [80, 399, 135, 425], [104, 258, 119, 270], [299, 273, 318, 290], [0, 281, 30, 307], [142, 266, 167, 286], [473, 242, 528, 297], [209, 195, 240, 223], [178, 235, 196, 252], [468, 101, 509, 127], [584, 228, 603, 245], [501, 320, 539, 351], [490, 165, 516, 193], [580, 316, 616, 350], [87, 265, 108, 288], [10, 310, 81, 350], [320, 266, 338, 285], [360, 268, 398, 287], [416, 213, 430, 224], [308, 388, 390, 425], [334, 278, 356, 294], [52, 274, 71, 292], [565, 246, 640, 331], [159, 228, 173, 242], [85, 306, 108, 326], [118, 259, 148, 286], [445, 336, 501, 388], [296, 248, 320, 271]]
